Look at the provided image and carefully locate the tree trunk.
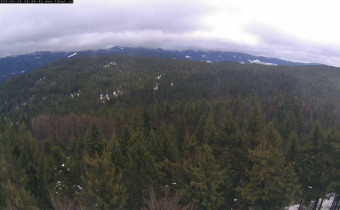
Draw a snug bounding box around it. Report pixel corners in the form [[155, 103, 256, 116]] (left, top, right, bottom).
[[331, 194, 340, 210], [312, 198, 319, 210], [298, 197, 304, 210], [335, 195, 340, 210], [317, 197, 324, 210]]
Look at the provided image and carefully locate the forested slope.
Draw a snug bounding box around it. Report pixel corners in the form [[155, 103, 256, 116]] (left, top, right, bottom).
[[0, 56, 339, 209]]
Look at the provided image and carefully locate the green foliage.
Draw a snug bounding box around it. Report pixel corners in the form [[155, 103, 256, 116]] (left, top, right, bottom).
[[182, 145, 225, 209], [246, 104, 263, 149], [237, 123, 301, 209], [124, 130, 158, 209], [0, 56, 339, 208], [83, 124, 105, 156], [6, 180, 39, 210], [203, 112, 217, 145], [75, 151, 126, 210]]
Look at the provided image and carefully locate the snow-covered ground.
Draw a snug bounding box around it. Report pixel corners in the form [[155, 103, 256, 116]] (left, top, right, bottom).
[[286, 194, 335, 210]]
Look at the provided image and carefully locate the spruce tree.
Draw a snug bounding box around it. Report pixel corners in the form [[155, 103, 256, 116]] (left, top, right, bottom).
[[237, 122, 300, 209], [183, 145, 224, 209], [203, 112, 217, 145], [124, 130, 158, 209], [6, 180, 39, 210], [245, 104, 263, 150], [296, 124, 329, 208], [83, 124, 105, 156], [217, 110, 244, 208], [75, 151, 126, 209], [162, 124, 180, 162], [182, 129, 198, 162]]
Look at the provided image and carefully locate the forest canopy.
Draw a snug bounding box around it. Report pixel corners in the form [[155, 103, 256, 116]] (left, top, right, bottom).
[[0, 56, 339, 209]]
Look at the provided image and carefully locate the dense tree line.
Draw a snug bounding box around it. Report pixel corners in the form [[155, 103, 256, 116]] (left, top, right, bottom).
[[0, 56, 339, 209], [0, 103, 339, 209]]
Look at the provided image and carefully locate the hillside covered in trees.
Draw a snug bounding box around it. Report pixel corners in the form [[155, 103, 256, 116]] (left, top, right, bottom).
[[0, 56, 339, 209]]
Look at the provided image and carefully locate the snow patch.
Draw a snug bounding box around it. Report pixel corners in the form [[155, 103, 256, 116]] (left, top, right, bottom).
[[286, 193, 335, 210], [112, 89, 124, 97], [185, 55, 191, 59], [153, 83, 158, 91], [70, 90, 80, 98], [113, 91, 117, 97], [206, 60, 212, 63], [68, 53, 77, 58], [104, 61, 116, 68], [248, 59, 277, 66], [100, 89, 125, 102]]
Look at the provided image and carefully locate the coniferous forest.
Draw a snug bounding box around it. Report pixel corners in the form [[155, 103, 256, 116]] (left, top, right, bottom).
[[0, 56, 340, 209]]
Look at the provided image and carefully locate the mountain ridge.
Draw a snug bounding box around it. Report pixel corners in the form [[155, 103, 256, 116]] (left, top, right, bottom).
[[0, 55, 337, 121], [0, 47, 322, 83]]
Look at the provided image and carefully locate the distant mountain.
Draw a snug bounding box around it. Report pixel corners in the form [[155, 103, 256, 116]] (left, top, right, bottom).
[[0, 46, 321, 83]]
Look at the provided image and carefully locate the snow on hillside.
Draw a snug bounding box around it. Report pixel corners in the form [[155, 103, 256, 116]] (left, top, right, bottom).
[[68, 53, 77, 58], [249, 59, 277, 66]]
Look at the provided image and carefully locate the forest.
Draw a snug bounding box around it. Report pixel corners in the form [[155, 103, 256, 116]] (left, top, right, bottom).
[[0, 56, 339, 209]]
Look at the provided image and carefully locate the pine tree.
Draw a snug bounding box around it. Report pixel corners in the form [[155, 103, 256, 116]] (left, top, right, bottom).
[[75, 151, 126, 209], [124, 130, 158, 209], [182, 145, 224, 209], [237, 122, 300, 209], [107, 133, 124, 170], [6, 180, 39, 210], [131, 106, 145, 132], [195, 114, 207, 144], [203, 112, 217, 145], [162, 124, 180, 162], [217, 110, 245, 208], [216, 110, 238, 152], [245, 104, 263, 150], [83, 124, 105, 156], [286, 132, 299, 164], [17, 128, 52, 209], [148, 127, 163, 162], [296, 124, 329, 208], [182, 129, 198, 162]]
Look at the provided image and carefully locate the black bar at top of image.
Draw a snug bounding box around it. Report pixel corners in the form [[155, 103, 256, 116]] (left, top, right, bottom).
[[0, 0, 73, 3]]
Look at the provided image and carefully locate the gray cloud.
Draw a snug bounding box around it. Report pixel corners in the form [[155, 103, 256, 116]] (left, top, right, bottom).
[[1, 0, 340, 66], [0, 0, 212, 56], [242, 24, 340, 66]]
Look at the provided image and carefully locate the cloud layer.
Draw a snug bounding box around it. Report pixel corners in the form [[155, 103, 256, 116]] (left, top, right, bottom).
[[1, 0, 340, 66]]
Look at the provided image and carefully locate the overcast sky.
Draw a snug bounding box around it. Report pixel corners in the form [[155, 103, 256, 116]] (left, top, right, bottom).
[[1, 0, 340, 66]]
